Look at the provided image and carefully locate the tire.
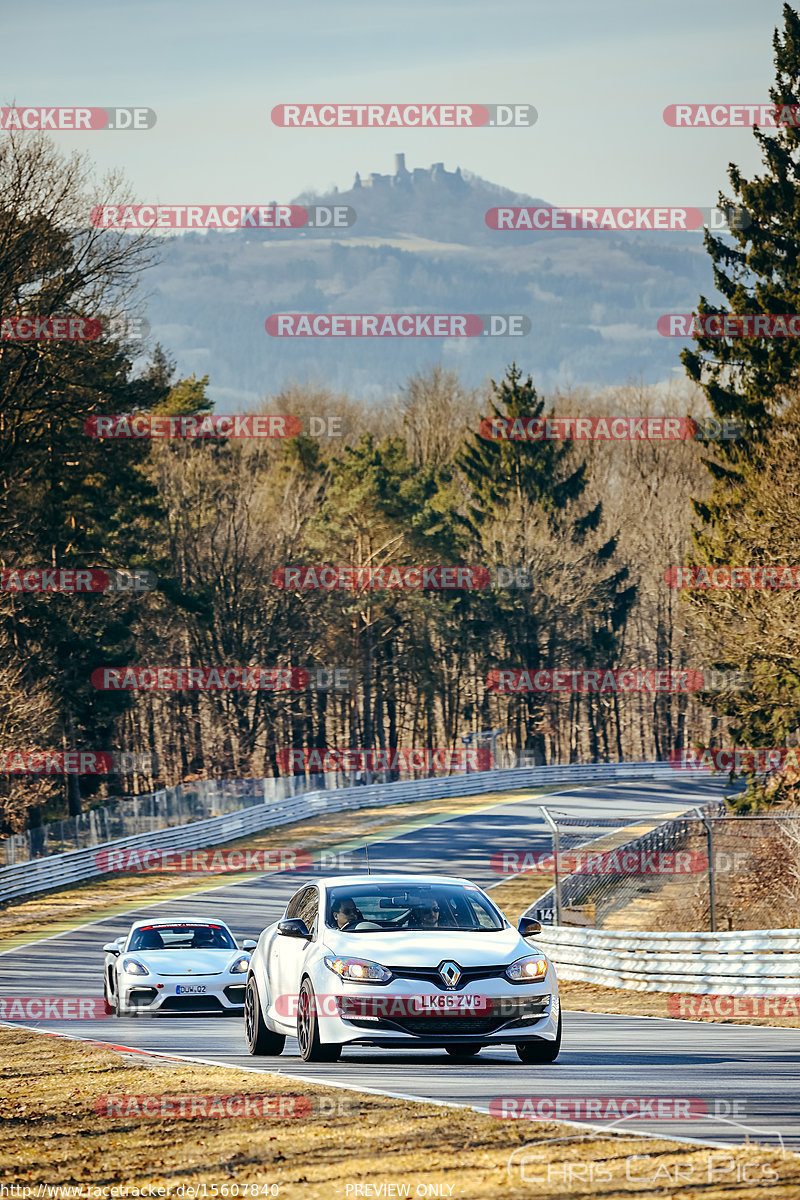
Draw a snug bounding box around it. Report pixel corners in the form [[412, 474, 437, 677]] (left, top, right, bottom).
[[516, 1010, 561, 1063], [245, 978, 286, 1056], [103, 971, 115, 1016], [445, 1044, 482, 1057], [297, 978, 341, 1062], [112, 985, 123, 1018]]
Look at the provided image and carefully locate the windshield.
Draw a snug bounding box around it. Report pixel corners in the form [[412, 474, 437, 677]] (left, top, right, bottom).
[[128, 923, 237, 951], [326, 883, 505, 933]]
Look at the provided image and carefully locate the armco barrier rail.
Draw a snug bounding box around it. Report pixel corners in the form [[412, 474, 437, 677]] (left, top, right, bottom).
[[536, 926, 800, 994], [0, 760, 706, 904]]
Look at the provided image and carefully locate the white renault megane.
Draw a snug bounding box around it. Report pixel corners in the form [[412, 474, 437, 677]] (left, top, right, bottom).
[[104, 918, 257, 1016], [244, 874, 561, 1062]]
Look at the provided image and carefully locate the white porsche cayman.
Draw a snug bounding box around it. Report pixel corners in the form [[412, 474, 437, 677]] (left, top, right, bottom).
[[103, 918, 257, 1016], [244, 874, 561, 1062]]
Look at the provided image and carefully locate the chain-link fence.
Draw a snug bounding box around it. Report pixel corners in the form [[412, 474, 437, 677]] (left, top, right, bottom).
[[528, 805, 800, 932], [0, 775, 324, 866]]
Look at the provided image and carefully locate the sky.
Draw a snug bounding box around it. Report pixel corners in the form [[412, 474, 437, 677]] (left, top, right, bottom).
[[0, 0, 791, 207]]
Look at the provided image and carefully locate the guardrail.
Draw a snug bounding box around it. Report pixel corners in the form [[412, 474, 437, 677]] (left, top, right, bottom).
[[0, 760, 705, 904], [537, 926, 800, 994]]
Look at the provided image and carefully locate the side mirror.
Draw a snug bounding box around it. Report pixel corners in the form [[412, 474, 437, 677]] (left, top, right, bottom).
[[518, 917, 542, 938], [277, 918, 312, 940], [242, 939, 258, 950], [103, 942, 121, 955]]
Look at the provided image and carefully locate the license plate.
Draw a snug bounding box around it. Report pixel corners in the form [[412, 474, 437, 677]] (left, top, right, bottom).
[[176, 984, 207, 995], [411, 994, 489, 1013]]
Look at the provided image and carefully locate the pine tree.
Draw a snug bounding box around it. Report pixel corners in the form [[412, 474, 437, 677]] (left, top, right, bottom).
[[457, 365, 635, 763], [680, 4, 800, 788]]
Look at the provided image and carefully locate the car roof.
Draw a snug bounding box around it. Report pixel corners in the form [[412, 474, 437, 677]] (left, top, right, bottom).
[[313, 874, 477, 889], [127, 917, 233, 932]]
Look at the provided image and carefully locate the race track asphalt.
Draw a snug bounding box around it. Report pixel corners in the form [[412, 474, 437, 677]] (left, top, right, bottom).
[[3, 776, 797, 1151]]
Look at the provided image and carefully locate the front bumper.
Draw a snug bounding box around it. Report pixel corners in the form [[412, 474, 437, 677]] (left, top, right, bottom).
[[118, 976, 246, 1016], [312, 972, 560, 1047]]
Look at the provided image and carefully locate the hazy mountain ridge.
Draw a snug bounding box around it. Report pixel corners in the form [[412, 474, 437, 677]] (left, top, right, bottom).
[[142, 157, 717, 404]]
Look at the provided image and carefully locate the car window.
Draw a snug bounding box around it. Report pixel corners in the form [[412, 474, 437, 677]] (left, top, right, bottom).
[[287, 886, 318, 933], [128, 923, 236, 951], [326, 883, 504, 932]]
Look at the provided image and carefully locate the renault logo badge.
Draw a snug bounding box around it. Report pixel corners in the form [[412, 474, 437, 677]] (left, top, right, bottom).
[[439, 961, 461, 988]]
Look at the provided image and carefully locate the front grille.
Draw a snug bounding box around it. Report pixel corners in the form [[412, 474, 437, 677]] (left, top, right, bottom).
[[159, 995, 225, 1012], [223, 985, 246, 1004], [388, 966, 508, 989], [348, 1015, 504, 1035]]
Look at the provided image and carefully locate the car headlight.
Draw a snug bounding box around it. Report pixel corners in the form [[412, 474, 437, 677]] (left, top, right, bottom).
[[324, 955, 392, 984], [506, 955, 548, 983], [229, 956, 250, 974], [122, 958, 149, 976]]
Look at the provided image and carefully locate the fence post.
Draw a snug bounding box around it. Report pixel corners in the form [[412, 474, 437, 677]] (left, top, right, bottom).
[[694, 806, 717, 933], [540, 806, 562, 925]]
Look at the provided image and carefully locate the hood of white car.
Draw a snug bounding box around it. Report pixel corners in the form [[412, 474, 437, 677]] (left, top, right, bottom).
[[129, 949, 241, 977], [323, 926, 532, 967]]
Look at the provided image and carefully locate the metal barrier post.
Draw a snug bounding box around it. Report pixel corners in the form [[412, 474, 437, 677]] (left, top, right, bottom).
[[694, 806, 717, 933], [540, 805, 562, 925]]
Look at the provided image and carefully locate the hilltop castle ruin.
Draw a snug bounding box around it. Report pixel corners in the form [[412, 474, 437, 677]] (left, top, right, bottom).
[[352, 154, 465, 190]]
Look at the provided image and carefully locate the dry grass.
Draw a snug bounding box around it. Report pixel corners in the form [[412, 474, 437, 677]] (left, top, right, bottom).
[[1, 1026, 797, 1199], [558, 980, 800, 1028]]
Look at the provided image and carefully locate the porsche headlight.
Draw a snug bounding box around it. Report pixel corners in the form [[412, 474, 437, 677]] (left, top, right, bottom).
[[229, 956, 250, 974], [324, 955, 392, 984], [506, 955, 548, 984], [122, 958, 149, 976]]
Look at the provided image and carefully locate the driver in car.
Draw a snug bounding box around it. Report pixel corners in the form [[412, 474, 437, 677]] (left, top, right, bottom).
[[409, 900, 441, 929], [332, 896, 364, 930]]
